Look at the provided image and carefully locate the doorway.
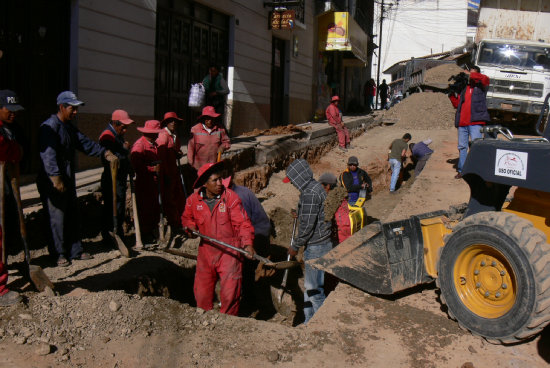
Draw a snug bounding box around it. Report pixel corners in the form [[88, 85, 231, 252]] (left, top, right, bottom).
[[155, 0, 229, 135], [270, 37, 289, 126], [0, 0, 70, 175]]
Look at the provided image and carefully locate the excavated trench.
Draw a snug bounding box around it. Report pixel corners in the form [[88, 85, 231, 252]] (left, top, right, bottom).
[[15, 119, 403, 326]]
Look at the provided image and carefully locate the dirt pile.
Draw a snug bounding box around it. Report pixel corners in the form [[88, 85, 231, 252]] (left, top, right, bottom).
[[0, 291, 202, 362], [269, 207, 294, 248], [423, 63, 465, 88], [382, 92, 456, 130], [242, 124, 310, 137]]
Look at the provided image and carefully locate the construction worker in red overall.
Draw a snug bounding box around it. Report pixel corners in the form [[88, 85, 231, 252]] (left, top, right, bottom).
[[181, 161, 254, 315], [99, 109, 134, 243], [325, 96, 350, 151], [157, 112, 186, 230], [0, 90, 24, 306], [187, 106, 230, 171], [130, 120, 163, 242], [318, 172, 352, 243]]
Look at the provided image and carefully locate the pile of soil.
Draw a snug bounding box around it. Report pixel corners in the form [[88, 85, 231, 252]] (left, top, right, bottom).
[[242, 124, 310, 137], [382, 92, 456, 130], [268, 207, 294, 248], [423, 63, 465, 88]]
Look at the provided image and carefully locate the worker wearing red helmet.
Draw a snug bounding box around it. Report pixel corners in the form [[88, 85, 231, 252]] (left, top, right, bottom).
[[130, 120, 163, 242], [181, 161, 254, 315], [187, 106, 230, 171], [157, 112, 186, 230], [325, 95, 351, 151]]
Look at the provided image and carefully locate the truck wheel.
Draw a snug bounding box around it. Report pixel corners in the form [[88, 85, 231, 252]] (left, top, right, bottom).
[[437, 211, 550, 344]]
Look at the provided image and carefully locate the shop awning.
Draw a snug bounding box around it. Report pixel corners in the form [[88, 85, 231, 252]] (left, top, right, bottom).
[[318, 12, 369, 63]]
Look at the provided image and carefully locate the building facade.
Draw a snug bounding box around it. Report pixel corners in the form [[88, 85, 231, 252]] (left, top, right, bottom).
[[0, 0, 373, 175]]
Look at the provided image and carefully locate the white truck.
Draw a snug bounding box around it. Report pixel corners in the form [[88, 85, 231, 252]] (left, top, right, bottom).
[[475, 39, 550, 125], [474, 1, 550, 126]]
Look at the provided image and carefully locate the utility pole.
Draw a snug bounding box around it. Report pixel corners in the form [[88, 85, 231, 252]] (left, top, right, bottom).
[[376, 0, 384, 110]]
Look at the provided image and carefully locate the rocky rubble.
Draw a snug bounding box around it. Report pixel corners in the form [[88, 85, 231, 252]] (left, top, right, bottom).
[[382, 92, 456, 130]]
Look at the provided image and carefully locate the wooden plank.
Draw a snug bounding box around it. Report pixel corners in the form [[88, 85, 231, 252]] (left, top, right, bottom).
[[79, 7, 155, 44], [80, 0, 156, 29], [78, 28, 155, 63], [79, 48, 154, 79], [78, 89, 154, 116], [79, 69, 154, 96]]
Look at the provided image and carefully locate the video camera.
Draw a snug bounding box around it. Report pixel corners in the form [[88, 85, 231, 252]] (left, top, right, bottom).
[[447, 72, 469, 95]]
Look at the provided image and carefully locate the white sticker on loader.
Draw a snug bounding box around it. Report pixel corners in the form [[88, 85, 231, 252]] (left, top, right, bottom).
[[495, 149, 528, 180]]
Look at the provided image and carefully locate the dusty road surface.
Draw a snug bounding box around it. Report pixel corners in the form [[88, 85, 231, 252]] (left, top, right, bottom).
[[0, 122, 549, 368]]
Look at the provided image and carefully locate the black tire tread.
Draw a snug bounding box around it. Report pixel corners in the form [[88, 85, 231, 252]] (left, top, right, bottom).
[[437, 211, 550, 344]]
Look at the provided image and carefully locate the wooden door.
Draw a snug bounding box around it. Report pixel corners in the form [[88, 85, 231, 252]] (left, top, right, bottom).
[[155, 1, 229, 137], [271, 37, 287, 126]]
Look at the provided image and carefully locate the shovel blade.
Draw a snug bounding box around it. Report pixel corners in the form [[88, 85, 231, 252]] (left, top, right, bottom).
[[28, 265, 54, 292], [110, 231, 130, 258]]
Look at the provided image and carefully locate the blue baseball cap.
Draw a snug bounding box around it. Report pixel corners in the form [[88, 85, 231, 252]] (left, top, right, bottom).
[[0, 90, 24, 111], [56, 91, 85, 106]]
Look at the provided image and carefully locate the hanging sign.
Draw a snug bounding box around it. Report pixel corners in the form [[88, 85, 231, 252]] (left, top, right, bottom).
[[271, 10, 295, 30]]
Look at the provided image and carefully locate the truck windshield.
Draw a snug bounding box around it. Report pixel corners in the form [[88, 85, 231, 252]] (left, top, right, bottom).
[[478, 42, 550, 71]]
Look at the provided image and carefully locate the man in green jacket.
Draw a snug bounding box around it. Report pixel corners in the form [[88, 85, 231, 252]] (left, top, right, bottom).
[[202, 65, 230, 116]]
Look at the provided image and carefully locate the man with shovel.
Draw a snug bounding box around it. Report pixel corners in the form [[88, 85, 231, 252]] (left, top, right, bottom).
[[283, 159, 333, 323], [0, 90, 24, 305], [130, 120, 163, 244], [181, 161, 254, 316], [99, 110, 134, 253], [157, 112, 186, 231]]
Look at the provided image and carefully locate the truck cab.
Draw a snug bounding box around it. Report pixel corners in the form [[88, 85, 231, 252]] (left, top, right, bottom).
[[476, 39, 550, 125]]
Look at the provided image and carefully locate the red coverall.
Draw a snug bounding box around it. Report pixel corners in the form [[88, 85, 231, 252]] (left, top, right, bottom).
[[334, 200, 351, 243], [0, 121, 21, 295], [130, 136, 161, 236], [156, 128, 185, 228], [325, 103, 350, 148], [181, 187, 254, 315], [187, 123, 230, 171]]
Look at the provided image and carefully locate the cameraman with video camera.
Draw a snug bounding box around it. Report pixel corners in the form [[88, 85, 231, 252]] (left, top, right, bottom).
[[448, 66, 490, 179]]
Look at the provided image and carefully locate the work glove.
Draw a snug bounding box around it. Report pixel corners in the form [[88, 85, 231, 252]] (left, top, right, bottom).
[[50, 176, 66, 193], [104, 150, 119, 165]]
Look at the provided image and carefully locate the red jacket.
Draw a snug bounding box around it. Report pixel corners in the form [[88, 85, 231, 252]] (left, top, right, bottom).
[[156, 128, 185, 227], [0, 121, 21, 163], [130, 136, 161, 234], [325, 103, 342, 127], [449, 72, 490, 127], [131, 136, 160, 178], [181, 187, 254, 257], [187, 123, 230, 170], [157, 128, 182, 177], [334, 200, 351, 243]]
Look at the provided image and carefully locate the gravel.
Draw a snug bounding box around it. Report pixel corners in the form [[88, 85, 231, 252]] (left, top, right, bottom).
[[382, 92, 456, 130]]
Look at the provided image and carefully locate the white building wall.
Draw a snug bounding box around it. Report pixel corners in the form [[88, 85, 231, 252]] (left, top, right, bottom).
[[198, 0, 315, 130], [376, 0, 468, 80], [74, 0, 314, 134], [77, 0, 157, 117]]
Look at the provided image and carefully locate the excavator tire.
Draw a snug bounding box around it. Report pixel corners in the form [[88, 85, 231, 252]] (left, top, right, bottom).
[[437, 211, 550, 344]]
